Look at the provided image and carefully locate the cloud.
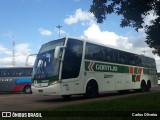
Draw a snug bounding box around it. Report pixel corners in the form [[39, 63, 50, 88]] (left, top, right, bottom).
[[38, 28, 53, 36], [0, 44, 12, 55], [144, 10, 158, 26], [82, 23, 160, 71], [0, 43, 33, 67], [82, 23, 131, 49], [0, 57, 12, 67], [15, 43, 31, 56], [64, 8, 95, 25], [0, 44, 8, 52]]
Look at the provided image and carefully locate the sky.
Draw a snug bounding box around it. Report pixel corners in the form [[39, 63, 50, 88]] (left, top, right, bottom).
[[0, 0, 160, 71]]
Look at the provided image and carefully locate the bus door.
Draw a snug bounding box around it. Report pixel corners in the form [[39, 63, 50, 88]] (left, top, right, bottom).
[[60, 39, 84, 95]]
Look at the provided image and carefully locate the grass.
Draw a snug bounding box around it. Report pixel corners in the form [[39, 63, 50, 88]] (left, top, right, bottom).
[[52, 92, 160, 111], [1, 91, 160, 120]]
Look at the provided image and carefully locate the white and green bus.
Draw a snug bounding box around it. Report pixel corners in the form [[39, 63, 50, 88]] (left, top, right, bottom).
[[31, 37, 157, 98]]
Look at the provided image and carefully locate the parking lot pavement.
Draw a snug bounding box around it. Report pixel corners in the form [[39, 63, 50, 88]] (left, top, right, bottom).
[[0, 86, 160, 111]]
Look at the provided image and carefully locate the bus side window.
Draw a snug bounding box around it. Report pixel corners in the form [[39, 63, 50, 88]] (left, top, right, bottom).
[[7, 69, 12, 77], [118, 51, 126, 64], [1, 70, 6, 77], [111, 49, 117, 63]]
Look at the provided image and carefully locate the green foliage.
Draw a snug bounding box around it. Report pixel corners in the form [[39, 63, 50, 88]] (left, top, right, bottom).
[[2, 92, 160, 120], [52, 92, 160, 111], [90, 0, 160, 56], [146, 17, 160, 55]]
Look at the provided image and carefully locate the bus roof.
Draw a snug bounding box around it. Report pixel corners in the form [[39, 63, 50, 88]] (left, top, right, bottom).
[[41, 36, 155, 60]]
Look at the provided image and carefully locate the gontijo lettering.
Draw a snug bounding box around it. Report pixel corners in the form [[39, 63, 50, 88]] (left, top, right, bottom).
[[96, 64, 118, 72]]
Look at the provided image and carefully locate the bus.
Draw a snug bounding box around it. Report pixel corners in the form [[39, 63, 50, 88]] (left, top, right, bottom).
[[157, 73, 160, 86], [30, 37, 157, 98], [0, 67, 33, 93]]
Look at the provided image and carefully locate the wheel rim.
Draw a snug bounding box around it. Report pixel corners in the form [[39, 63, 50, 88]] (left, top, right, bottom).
[[25, 86, 31, 93]]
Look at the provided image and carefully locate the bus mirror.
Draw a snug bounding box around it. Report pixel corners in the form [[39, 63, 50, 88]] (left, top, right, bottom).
[[54, 46, 65, 60], [25, 54, 37, 66]]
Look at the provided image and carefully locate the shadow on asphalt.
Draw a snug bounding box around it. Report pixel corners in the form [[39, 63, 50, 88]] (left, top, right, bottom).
[[34, 90, 140, 103]]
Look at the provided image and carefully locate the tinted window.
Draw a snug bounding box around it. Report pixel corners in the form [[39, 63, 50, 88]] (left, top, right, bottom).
[[85, 42, 156, 68], [118, 51, 127, 64], [62, 39, 83, 79], [0, 68, 32, 77], [85, 43, 118, 63]]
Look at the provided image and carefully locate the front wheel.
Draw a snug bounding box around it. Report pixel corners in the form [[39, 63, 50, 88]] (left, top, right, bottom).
[[84, 81, 98, 99]]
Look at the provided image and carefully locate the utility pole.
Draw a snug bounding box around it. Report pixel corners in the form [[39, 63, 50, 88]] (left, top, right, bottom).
[[56, 25, 62, 38]]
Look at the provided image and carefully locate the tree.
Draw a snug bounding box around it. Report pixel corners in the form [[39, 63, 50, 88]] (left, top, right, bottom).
[[90, 0, 160, 56]]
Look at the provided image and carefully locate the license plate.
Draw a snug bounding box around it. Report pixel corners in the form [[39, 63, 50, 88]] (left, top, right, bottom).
[[38, 89, 43, 93]]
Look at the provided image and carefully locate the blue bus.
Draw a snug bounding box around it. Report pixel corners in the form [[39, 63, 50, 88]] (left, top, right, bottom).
[[0, 67, 33, 93]]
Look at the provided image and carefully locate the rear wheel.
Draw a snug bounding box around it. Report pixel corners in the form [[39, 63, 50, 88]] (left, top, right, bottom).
[[140, 80, 147, 92], [146, 80, 151, 92], [84, 80, 98, 99], [24, 85, 32, 94]]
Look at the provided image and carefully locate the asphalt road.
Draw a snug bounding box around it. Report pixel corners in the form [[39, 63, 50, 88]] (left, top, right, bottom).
[[0, 87, 160, 111]]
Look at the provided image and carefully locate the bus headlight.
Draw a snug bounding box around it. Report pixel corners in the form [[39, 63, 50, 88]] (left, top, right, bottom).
[[32, 80, 37, 86], [49, 80, 58, 85]]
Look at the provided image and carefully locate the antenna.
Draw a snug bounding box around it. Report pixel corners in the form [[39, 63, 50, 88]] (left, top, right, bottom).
[[12, 33, 15, 66]]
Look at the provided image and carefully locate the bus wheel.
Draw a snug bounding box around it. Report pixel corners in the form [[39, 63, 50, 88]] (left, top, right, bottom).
[[62, 95, 72, 100], [24, 86, 32, 94], [84, 80, 98, 99], [140, 80, 147, 92], [146, 80, 151, 92]]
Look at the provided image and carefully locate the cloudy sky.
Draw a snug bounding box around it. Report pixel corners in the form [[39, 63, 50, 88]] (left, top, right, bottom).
[[0, 0, 160, 71]]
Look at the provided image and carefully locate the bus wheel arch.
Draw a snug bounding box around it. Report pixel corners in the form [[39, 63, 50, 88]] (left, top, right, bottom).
[[24, 85, 32, 94], [84, 79, 99, 99]]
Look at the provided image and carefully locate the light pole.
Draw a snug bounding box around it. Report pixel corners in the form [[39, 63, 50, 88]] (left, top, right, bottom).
[[56, 25, 62, 38]]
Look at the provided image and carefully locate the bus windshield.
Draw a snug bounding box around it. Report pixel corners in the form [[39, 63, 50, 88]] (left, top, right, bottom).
[[33, 38, 65, 80]]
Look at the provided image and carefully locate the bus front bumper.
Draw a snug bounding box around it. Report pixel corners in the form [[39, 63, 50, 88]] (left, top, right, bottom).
[[31, 84, 61, 95]]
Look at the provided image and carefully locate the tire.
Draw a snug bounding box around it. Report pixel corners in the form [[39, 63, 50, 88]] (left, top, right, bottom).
[[146, 80, 151, 92], [24, 85, 32, 94], [140, 80, 147, 92], [62, 95, 72, 100], [84, 80, 98, 99]]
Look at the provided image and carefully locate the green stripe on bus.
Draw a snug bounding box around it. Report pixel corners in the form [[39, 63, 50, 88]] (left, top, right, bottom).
[[85, 61, 129, 73], [85, 61, 157, 75], [33, 75, 59, 84]]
